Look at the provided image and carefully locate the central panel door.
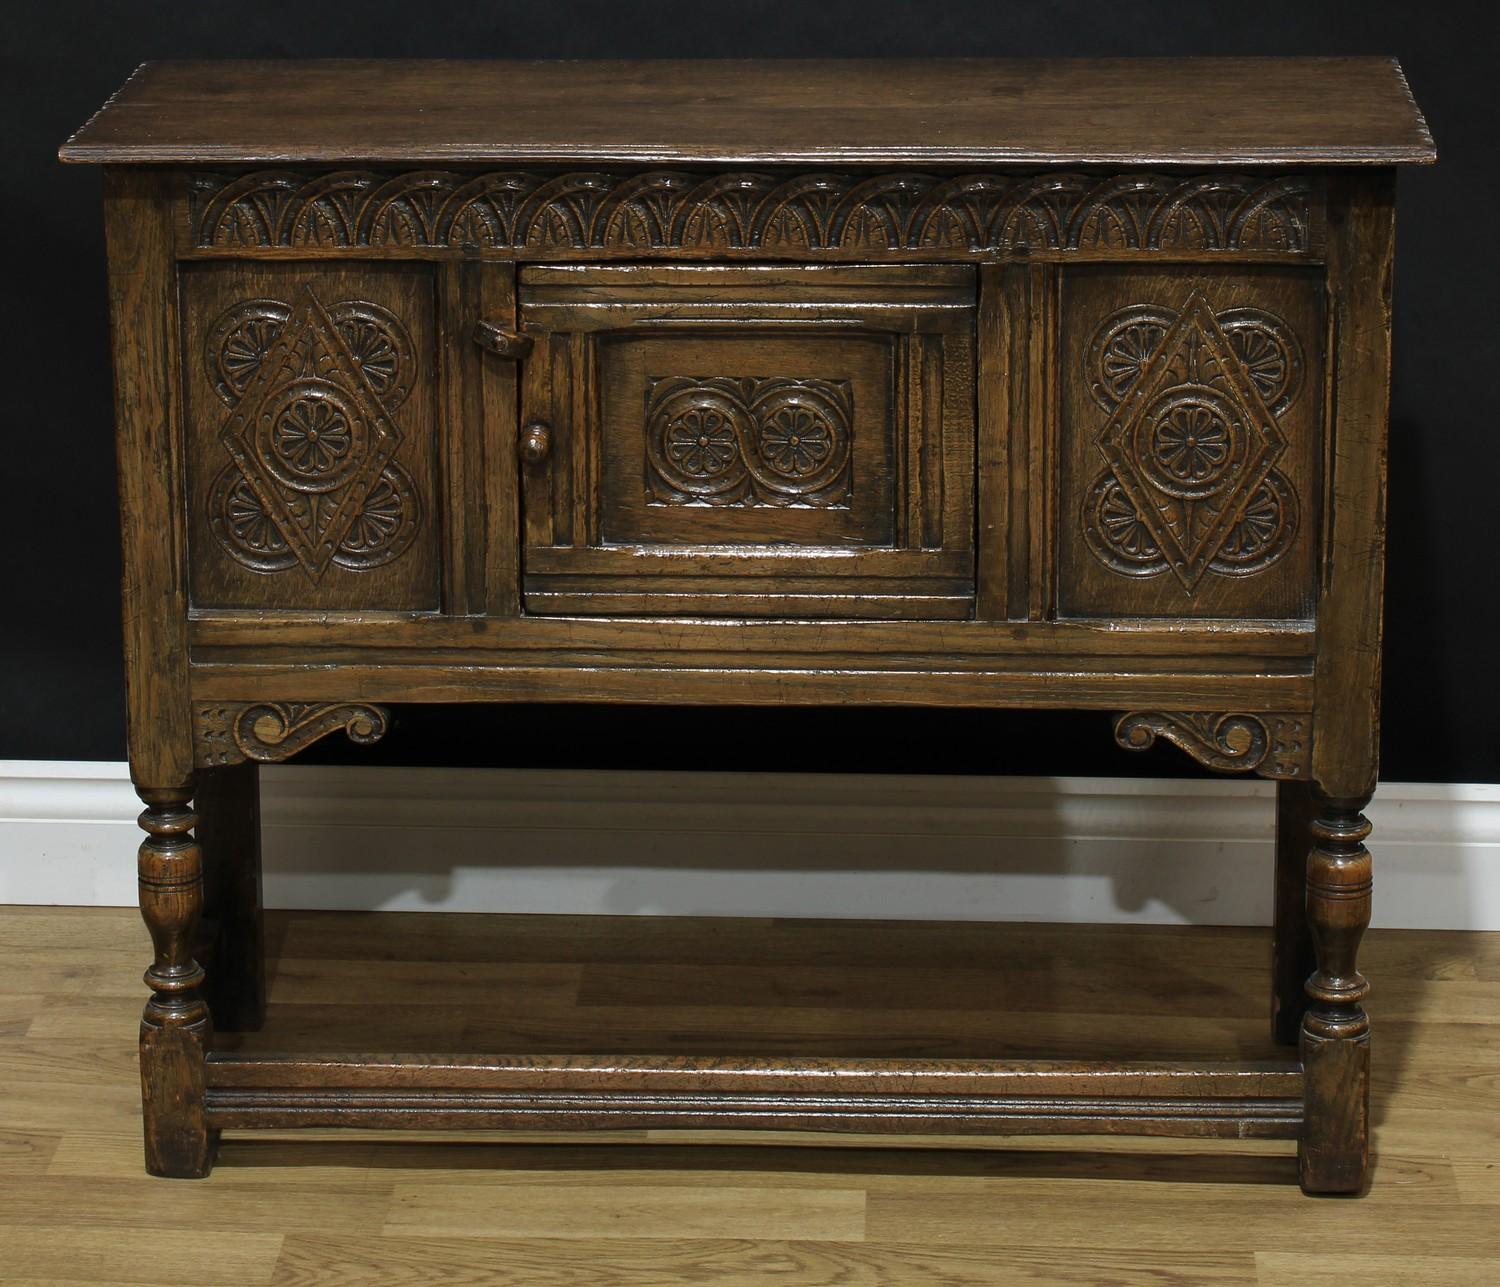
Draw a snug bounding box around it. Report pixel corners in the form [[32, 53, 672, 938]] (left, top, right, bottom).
[[516, 264, 976, 618]]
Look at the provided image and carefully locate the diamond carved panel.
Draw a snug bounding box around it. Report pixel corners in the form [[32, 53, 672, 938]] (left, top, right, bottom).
[[1087, 291, 1296, 593], [211, 287, 414, 581]]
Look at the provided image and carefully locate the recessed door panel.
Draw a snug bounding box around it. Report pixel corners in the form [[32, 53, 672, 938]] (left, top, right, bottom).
[[516, 264, 977, 619]]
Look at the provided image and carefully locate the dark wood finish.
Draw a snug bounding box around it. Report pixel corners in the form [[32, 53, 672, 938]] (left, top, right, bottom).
[[457, 260, 521, 617], [204, 1054, 1302, 1096], [1299, 792, 1375, 1194], [201, 1055, 1303, 1138], [172, 167, 1328, 263], [473, 319, 533, 360], [66, 58, 1430, 1191], [196, 761, 265, 1032], [1057, 266, 1322, 620], [136, 785, 217, 1177], [1273, 780, 1316, 1045], [59, 59, 1433, 165], [181, 261, 440, 610], [103, 170, 193, 790], [1313, 172, 1398, 803], [1115, 712, 1311, 781], [517, 264, 974, 618], [193, 702, 389, 768], [186, 664, 1312, 713]]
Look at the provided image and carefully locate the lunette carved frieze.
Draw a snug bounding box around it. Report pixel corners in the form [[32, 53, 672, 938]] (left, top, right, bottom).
[[190, 170, 1318, 256], [1113, 711, 1311, 780], [1083, 292, 1303, 593], [646, 376, 853, 508], [194, 702, 391, 767], [205, 288, 422, 580]]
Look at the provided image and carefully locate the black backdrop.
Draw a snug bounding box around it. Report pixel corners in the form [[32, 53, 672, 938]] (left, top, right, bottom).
[[6, 1, 1496, 781]]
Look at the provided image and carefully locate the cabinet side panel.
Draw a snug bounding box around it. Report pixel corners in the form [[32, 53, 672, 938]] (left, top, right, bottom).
[[1312, 170, 1397, 797], [104, 170, 193, 785]]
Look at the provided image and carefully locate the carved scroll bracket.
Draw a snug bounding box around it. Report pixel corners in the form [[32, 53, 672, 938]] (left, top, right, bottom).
[[194, 702, 390, 767], [1113, 711, 1310, 780]]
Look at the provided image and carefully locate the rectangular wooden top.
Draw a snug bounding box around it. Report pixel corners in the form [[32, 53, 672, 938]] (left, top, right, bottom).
[[61, 58, 1434, 167]]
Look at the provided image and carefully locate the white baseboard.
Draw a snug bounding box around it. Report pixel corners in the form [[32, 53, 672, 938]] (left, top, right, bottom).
[[2, 760, 1497, 929]]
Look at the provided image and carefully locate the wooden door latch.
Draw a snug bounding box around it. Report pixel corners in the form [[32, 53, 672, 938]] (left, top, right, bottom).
[[472, 320, 534, 359]]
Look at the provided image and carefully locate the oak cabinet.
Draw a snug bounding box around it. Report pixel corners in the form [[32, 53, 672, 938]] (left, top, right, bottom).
[[62, 57, 1432, 1193]]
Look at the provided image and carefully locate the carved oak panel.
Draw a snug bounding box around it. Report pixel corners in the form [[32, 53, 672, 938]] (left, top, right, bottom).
[[601, 335, 894, 548], [183, 263, 440, 611], [189, 169, 1320, 259], [516, 264, 976, 618], [1057, 267, 1322, 620], [645, 376, 854, 509]]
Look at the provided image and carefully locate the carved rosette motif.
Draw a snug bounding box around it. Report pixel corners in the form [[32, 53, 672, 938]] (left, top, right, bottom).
[[1083, 293, 1303, 593], [645, 377, 853, 507], [205, 289, 420, 579], [191, 170, 1316, 255], [194, 702, 391, 767], [1113, 711, 1311, 780]]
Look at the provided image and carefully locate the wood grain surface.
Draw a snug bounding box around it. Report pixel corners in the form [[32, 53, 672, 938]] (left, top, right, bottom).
[[65, 58, 1432, 1193], [60, 59, 1435, 166], [1, 906, 1494, 1284]]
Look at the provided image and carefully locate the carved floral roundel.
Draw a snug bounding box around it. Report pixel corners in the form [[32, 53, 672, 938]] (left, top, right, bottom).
[[1082, 297, 1303, 590], [204, 293, 420, 579]]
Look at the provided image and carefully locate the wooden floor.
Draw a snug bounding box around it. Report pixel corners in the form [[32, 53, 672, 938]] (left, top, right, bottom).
[[2, 907, 1498, 1285]]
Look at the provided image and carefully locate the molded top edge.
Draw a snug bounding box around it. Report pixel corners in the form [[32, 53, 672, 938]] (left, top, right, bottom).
[[60, 58, 1435, 167]]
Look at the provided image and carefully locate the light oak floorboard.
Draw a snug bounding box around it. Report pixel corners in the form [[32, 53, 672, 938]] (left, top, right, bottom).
[[0, 1226, 283, 1285], [271, 1234, 1257, 1286], [1255, 1254, 1500, 1287], [1, 907, 1496, 1286]]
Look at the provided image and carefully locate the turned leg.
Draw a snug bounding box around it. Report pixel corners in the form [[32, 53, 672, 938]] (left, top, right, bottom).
[[1298, 790, 1373, 1194], [1272, 780, 1315, 1045], [197, 762, 265, 1032], [137, 784, 217, 1178]]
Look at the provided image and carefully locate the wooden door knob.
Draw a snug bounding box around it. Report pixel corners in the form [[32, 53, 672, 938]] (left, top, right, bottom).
[[519, 419, 553, 465]]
